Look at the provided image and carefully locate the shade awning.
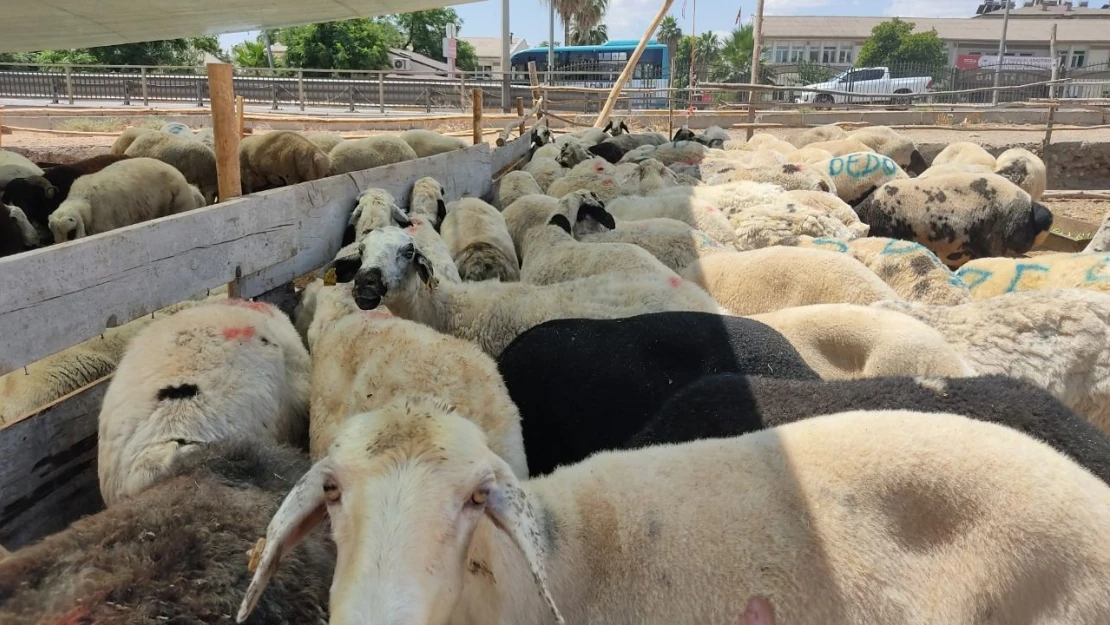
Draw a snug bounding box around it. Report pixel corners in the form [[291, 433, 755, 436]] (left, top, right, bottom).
[[2, 0, 484, 53]]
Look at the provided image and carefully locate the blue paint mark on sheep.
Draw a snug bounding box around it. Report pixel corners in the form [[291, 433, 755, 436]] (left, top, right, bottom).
[[1005, 263, 1050, 293], [880, 239, 927, 255], [1084, 255, 1110, 284], [955, 267, 993, 290], [827, 154, 898, 180], [811, 237, 848, 253]]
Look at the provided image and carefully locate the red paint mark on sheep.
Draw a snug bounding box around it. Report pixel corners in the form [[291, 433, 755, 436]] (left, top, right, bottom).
[[219, 298, 276, 315], [667, 275, 681, 288], [223, 325, 257, 341], [47, 605, 93, 625], [593, 162, 606, 173], [362, 309, 394, 320]]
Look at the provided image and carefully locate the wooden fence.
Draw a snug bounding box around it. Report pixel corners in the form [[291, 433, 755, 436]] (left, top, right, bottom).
[[0, 133, 533, 550]]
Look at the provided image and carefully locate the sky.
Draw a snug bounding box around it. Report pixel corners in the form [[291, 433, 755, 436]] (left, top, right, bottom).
[[216, 0, 978, 52]]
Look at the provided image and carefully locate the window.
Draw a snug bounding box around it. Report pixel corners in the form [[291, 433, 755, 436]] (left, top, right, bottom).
[[838, 48, 853, 64], [809, 48, 820, 62], [774, 45, 789, 63], [1071, 50, 1086, 68], [790, 45, 805, 62], [822, 45, 836, 63], [859, 68, 884, 81]]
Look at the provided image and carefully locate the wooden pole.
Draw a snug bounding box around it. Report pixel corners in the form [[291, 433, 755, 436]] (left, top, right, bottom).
[[472, 88, 484, 145], [207, 63, 241, 203], [0, 106, 4, 148], [746, 102, 756, 140], [1048, 24, 1059, 100], [236, 95, 245, 139], [517, 97, 526, 136], [1041, 103, 1057, 175], [751, 0, 765, 100], [667, 92, 675, 138], [528, 61, 541, 105], [593, 0, 676, 129]]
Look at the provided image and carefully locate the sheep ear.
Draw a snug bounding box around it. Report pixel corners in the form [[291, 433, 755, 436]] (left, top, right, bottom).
[[435, 199, 447, 229], [548, 214, 572, 234], [739, 596, 775, 625], [577, 202, 615, 231], [485, 457, 565, 625], [414, 249, 437, 288], [332, 252, 361, 284], [236, 460, 331, 623], [391, 203, 412, 229]]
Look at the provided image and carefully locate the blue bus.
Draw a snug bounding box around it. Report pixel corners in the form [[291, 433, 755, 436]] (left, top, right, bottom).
[[510, 40, 670, 108]]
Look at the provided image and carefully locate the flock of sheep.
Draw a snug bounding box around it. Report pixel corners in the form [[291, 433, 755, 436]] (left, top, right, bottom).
[[3, 116, 1110, 625]]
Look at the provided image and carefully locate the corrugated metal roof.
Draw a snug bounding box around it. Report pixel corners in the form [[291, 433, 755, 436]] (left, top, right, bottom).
[[762, 16, 1110, 43], [1, 0, 483, 53]]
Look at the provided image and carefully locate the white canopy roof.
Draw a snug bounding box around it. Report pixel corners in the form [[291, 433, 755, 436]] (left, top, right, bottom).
[[2, 0, 483, 52]]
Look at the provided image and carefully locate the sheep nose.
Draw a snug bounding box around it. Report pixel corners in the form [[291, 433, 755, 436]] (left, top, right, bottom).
[[352, 268, 385, 310]]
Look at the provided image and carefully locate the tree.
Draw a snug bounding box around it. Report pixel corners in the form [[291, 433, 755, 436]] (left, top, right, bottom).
[[569, 23, 608, 46], [277, 19, 402, 71], [455, 40, 478, 72], [6, 38, 224, 67], [232, 41, 271, 68], [394, 9, 477, 70], [541, 0, 590, 47], [657, 15, 682, 62], [709, 25, 774, 84], [856, 18, 947, 74], [794, 60, 835, 85]]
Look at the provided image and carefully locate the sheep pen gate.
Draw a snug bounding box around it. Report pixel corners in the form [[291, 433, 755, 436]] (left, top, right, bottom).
[[0, 134, 534, 551]]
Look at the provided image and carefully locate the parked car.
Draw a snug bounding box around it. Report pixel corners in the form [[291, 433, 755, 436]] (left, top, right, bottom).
[[795, 67, 933, 105]]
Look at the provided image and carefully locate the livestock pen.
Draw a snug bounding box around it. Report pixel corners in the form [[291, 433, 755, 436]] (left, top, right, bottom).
[[0, 125, 534, 551]]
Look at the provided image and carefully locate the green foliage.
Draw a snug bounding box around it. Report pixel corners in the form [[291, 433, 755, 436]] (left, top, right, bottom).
[[795, 60, 835, 85], [276, 19, 402, 71], [1, 38, 222, 68], [708, 26, 774, 85], [569, 23, 608, 46], [456, 40, 478, 72], [657, 15, 682, 53], [856, 18, 947, 73], [232, 41, 272, 68]]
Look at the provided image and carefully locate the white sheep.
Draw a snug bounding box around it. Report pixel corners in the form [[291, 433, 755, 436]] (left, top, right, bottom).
[[681, 246, 900, 315], [0, 150, 44, 189], [875, 289, 1110, 432], [362, 180, 461, 283], [304, 132, 345, 154], [48, 157, 204, 242], [569, 127, 609, 146], [331, 225, 722, 356], [930, 141, 996, 169], [994, 147, 1046, 200], [801, 236, 971, 305], [792, 124, 848, 146], [778, 189, 870, 237], [784, 146, 834, 164], [804, 138, 876, 157], [125, 130, 218, 204], [399, 128, 468, 157], [545, 158, 632, 201], [916, 162, 995, 179], [240, 131, 331, 193], [330, 135, 419, 175], [441, 197, 520, 282], [97, 299, 311, 506], [348, 188, 414, 241], [494, 170, 544, 210], [522, 156, 565, 192], [520, 205, 678, 286], [849, 127, 928, 175], [241, 402, 1110, 625], [159, 121, 194, 138], [502, 190, 612, 259], [725, 162, 836, 194], [532, 143, 561, 160], [815, 151, 908, 206], [194, 127, 216, 150], [955, 252, 1110, 299], [604, 193, 736, 246], [728, 203, 858, 250], [578, 217, 732, 273], [110, 127, 154, 155], [655, 180, 790, 219], [750, 302, 976, 379], [744, 133, 797, 154], [304, 283, 527, 476], [555, 141, 592, 168]]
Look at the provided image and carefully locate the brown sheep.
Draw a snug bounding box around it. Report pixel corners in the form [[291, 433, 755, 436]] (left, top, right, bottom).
[[240, 131, 332, 193]]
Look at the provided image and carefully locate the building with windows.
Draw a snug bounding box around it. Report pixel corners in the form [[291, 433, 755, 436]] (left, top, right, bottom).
[[761, 15, 1108, 70], [460, 36, 529, 77]]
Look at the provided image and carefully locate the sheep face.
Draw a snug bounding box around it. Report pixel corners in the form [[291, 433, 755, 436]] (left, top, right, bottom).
[[560, 189, 615, 234], [556, 141, 589, 168], [531, 125, 553, 148], [238, 396, 564, 625], [346, 189, 411, 245], [334, 227, 436, 311], [48, 203, 85, 243], [672, 127, 697, 142], [409, 177, 447, 228]]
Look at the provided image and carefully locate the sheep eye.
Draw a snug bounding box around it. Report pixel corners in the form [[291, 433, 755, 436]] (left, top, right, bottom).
[[400, 244, 415, 260], [469, 488, 489, 507], [259, 336, 272, 345], [323, 477, 341, 503]]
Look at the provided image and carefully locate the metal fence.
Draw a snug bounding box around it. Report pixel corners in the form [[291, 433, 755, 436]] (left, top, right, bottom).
[[1, 60, 1109, 114]]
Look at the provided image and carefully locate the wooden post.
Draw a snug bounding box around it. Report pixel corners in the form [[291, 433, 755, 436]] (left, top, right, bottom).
[[1048, 24, 1059, 100], [460, 74, 467, 113], [378, 73, 386, 114], [207, 63, 241, 203], [298, 70, 306, 111], [140, 66, 149, 106], [746, 101, 756, 140], [236, 95, 245, 139], [64, 65, 74, 105], [667, 93, 674, 138], [1042, 103, 1057, 172], [517, 97, 526, 136], [0, 106, 4, 148], [472, 88, 484, 145], [527, 61, 541, 115], [593, 0, 676, 129], [751, 0, 765, 95]]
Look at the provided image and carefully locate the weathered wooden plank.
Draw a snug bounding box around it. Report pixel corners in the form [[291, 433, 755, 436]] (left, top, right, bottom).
[[491, 133, 532, 179], [0, 377, 108, 550], [0, 196, 299, 375], [236, 144, 493, 298]]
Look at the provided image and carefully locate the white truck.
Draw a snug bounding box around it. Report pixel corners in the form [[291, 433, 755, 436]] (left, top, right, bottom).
[[795, 66, 934, 106]]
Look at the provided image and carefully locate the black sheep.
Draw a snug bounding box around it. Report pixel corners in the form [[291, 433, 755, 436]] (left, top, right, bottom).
[[495, 312, 819, 476], [587, 141, 628, 164], [0, 440, 335, 624], [0, 204, 37, 258], [2, 153, 131, 228], [630, 374, 1110, 485]]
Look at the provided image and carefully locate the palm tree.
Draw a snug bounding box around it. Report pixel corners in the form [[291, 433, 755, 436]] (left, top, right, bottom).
[[710, 25, 774, 84], [232, 40, 270, 68], [657, 15, 682, 84], [569, 23, 608, 46], [567, 0, 608, 46], [541, 0, 590, 49]]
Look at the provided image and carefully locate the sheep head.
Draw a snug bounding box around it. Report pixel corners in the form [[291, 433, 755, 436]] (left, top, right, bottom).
[[48, 201, 86, 243], [559, 189, 615, 236], [555, 141, 588, 169], [349, 188, 411, 245], [409, 176, 447, 229], [671, 126, 696, 142], [333, 227, 437, 311], [237, 395, 565, 625], [1, 175, 58, 224]]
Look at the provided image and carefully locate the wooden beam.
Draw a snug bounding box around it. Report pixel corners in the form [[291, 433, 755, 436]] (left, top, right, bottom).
[[528, 61, 541, 107], [593, 0, 676, 130], [236, 94, 246, 139], [0, 378, 108, 550], [1042, 190, 1110, 200], [207, 63, 241, 202], [491, 133, 534, 182], [472, 88, 484, 146], [236, 145, 495, 298], [0, 195, 298, 376], [517, 97, 526, 137], [496, 97, 544, 147]]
